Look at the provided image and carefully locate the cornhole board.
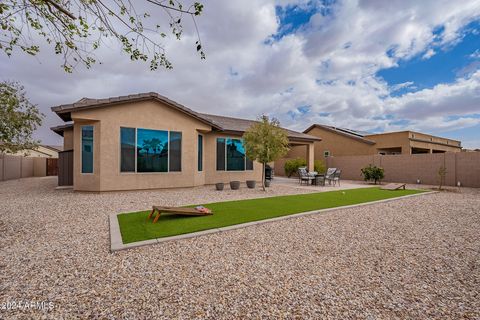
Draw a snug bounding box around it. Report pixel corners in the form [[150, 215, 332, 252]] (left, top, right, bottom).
[[147, 206, 213, 223], [380, 183, 406, 190]]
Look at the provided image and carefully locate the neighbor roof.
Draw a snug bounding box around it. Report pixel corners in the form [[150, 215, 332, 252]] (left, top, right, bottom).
[[304, 124, 376, 145], [51, 92, 319, 142], [41, 145, 64, 152]]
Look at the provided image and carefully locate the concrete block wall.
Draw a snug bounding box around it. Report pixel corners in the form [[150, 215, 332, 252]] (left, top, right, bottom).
[[325, 152, 480, 188]]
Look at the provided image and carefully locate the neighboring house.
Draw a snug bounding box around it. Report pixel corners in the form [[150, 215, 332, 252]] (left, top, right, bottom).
[[278, 124, 462, 173], [10, 145, 63, 158], [50, 92, 319, 191]]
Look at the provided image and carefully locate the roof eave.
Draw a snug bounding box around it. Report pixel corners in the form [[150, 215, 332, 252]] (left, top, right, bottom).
[[51, 94, 223, 130]]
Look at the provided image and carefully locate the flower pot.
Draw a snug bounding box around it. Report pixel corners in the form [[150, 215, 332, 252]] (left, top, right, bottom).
[[230, 181, 240, 190], [215, 183, 224, 191], [264, 180, 271, 187], [246, 180, 256, 189]]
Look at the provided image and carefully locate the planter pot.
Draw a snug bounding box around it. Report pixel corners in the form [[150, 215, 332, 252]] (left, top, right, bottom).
[[230, 181, 240, 190], [215, 183, 224, 191], [264, 180, 271, 187], [246, 180, 256, 189]]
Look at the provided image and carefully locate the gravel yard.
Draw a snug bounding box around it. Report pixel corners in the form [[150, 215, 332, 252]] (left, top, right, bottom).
[[0, 177, 479, 319]]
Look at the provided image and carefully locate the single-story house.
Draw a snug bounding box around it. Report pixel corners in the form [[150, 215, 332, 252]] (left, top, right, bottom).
[[284, 123, 462, 159], [9, 145, 63, 158], [51, 92, 319, 191]]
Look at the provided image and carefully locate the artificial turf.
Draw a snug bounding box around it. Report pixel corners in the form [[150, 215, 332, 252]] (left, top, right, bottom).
[[117, 187, 424, 244]]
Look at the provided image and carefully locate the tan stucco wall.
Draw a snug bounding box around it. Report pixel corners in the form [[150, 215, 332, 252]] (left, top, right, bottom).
[[63, 128, 74, 151], [68, 100, 263, 191], [366, 131, 462, 154], [366, 131, 410, 154], [295, 126, 374, 158]]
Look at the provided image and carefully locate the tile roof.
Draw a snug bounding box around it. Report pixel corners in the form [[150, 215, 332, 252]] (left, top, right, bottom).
[[51, 92, 319, 142], [200, 113, 320, 142], [304, 124, 376, 145]]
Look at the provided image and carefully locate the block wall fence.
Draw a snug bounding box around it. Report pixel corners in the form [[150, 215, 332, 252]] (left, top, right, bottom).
[[275, 152, 480, 188], [0, 154, 48, 181]]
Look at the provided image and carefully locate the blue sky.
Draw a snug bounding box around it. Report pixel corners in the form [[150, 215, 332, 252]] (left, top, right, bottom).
[[272, 1, 480, 148], [1, 0, 479, 149]]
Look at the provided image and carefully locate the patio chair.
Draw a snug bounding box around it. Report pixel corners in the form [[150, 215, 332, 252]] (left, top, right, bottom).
[[298, 167, 315, 185], [324, 168, 337, 185], [332, 170, 341, 186], [147, 205, 213, 223]]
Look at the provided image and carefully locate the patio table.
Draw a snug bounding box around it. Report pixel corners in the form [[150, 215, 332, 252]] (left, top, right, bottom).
[[313, 174, 325, 186]]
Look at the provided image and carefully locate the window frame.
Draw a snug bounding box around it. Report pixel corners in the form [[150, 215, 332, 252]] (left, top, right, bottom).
[[119, 127, 183, 174], [216, 137, 254, 172], [119, 127, 136, 173], [198, 134, 203, 172], [80, 125, 94, 174], [324, 150, 330, 157]]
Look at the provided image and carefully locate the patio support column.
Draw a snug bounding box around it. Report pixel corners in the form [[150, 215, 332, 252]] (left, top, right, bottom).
[[307, 143, 315, 172]]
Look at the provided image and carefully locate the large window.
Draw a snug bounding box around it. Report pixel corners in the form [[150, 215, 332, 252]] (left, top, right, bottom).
[[227, 138, 245, 171], [120, 127, 182, 173], [137, 128, 168, 172], [198, 134, 203, 171], [120, 127, 135, 172], [169, 131, 182, 172], [216, 137, 253, 171], [81, 125, 94, 173]]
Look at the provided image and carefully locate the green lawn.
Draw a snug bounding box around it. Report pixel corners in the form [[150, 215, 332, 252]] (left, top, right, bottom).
[[118, 187, 424, 244]]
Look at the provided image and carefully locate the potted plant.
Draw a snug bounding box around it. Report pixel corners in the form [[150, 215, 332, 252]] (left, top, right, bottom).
[[246, 180, 256, 189], [230, 181, 240, 190], [215, 183, 224, 191]]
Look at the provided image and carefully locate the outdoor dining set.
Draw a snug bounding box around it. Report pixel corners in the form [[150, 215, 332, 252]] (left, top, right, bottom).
[[297, 167, 341, 186]]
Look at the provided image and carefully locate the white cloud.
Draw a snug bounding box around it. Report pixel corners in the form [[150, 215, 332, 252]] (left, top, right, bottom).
[[1, 0, 480, 146]]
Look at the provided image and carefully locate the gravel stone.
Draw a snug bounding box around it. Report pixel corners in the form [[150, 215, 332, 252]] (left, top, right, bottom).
[[0, 177, 479, 319]]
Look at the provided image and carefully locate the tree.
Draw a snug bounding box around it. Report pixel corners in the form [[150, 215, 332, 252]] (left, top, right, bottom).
[[360, 164, 384, 185], [243, 115, 290, 191], [0, 0, 205, 72], [438, 165, 447, 190], [0, 82, 44, 153]]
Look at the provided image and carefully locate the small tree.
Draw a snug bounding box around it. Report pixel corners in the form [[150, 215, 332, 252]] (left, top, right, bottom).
[[0, 82, 43, 153], [243, 115, 290, 191], [361, 164, 384, 185], [438, 165, 447, 190]]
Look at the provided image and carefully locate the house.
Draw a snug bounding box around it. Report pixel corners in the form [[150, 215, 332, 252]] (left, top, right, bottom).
[[50, 92, 319, 191], [283, 124, 462, 161], [9, 145, 63, 158]]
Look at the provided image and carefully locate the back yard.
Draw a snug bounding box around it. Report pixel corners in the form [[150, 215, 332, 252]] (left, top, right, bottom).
[[0, 177, 479, 319]]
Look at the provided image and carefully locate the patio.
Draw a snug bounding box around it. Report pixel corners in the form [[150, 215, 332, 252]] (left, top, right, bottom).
[[0, 176, 479, 318]]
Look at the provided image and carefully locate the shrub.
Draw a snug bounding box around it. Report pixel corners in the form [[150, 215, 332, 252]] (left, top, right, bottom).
[[284, 158, 307, 177], [314, 159, 326, 174], [361, 164, 384, 184]]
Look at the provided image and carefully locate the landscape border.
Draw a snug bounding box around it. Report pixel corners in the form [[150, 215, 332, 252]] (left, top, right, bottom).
[[110, 191, 437, 252]]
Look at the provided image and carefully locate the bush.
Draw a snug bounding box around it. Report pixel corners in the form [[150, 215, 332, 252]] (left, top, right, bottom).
[[284, 158, 307, 177], [314, 159, 326, 174], [361, 164, 384, 184]]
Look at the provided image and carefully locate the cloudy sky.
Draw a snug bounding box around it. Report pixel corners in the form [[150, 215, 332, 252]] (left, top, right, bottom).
[[1, 0, 480, 148]]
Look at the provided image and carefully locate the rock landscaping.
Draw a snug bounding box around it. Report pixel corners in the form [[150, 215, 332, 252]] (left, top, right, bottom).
[[0, 177, 479, 319]]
